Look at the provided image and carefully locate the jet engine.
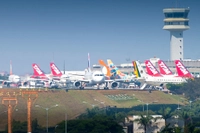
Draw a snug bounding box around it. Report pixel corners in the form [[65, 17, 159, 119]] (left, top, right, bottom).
[[111, 82, 119, 89], [73, 81, 81, 88]]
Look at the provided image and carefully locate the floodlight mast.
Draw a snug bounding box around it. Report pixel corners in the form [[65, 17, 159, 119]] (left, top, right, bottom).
[[35, 104, 58, 133]]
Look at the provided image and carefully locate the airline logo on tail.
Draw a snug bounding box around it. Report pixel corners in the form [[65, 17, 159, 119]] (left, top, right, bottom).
[[32, 64, 43, 75], [107, 59, 123, 75], [50, 63, 62, 76], [175, 60, 194, 78], [176, 62, 188, 75], [145, 60, 160, 76], [158, 60, 173, 75], [98, 60, 111, 77], [132, 61, 141, 78]]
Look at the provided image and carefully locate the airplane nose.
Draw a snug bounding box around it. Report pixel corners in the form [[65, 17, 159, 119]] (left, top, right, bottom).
[[95, 76, 104, 82]]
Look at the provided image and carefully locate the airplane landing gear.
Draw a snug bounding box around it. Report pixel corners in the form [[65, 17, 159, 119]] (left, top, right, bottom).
[[104, 82, 109, 90], [79, 87, 84, 90], [97, 84, 100, 89], [104, 87, 109, 90]]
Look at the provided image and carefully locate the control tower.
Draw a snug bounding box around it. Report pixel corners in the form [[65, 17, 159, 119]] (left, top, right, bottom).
[[163, 8, 190, 60]]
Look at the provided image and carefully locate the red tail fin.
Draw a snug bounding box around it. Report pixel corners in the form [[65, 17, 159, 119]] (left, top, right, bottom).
[[158, 60, 173, 75], [50, 62, 62, 77], [174, 60, 193, 78], [145, 60, 161, 77], [32, 63, 45, 76]]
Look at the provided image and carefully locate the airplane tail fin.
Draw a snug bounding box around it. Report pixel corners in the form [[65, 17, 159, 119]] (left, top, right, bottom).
[[32, 63, 46, 76], [132, 61, 146, 78], [50, 62, 62, 77], [158, 60, 173, 75], [145, 60, 161, 76], [98, 60, 111, 77], [87, 53, 92, 72], [10, 60, 12, 75], [174, 60, 194, 78], [107, 59, 125, 76], [132, 61, 140, 78], [107, 59, 114, 68]]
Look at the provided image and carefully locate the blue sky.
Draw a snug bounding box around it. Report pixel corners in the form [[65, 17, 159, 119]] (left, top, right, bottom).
[[0, 0, 200, 75]]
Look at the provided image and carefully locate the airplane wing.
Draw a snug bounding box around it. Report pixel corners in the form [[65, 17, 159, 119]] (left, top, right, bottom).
[[75, 79, 90, 83], [105, 79, 134, 83]]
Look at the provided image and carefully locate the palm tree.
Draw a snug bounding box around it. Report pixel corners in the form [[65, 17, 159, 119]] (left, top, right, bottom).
[[178, 111, 192, 133], [159, 123, 173, 133], [134, 114, 155, 133], [158, 106, 173, 126]]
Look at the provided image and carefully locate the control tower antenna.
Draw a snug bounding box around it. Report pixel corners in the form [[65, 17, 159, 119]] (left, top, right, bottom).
[[163, 7, 190, 60]]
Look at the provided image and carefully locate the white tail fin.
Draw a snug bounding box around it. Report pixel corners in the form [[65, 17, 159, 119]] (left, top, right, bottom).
[[133, 61, 147, 78]]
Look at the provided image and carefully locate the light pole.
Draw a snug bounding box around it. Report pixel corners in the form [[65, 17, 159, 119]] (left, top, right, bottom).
[[137, 100, 144, 112], [65, 113, 67, 133], [146, 103, 149, 115], [189, 100, 192, 109], [35, 104, 58, 133]]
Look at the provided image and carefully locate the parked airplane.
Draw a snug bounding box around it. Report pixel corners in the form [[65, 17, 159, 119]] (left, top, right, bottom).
[[133, 60, 186, 86], [30, 63, 49, 80], [50, 62, 83, 82], [106, 59, 135, 80], [73, 53, 121, 89]]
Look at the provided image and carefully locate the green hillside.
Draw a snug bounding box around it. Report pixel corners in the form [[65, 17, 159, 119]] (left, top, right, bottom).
[[0, 89, 186, 130]]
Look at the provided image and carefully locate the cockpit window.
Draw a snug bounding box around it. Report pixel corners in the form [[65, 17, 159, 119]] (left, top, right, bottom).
[[94, 74, 104, 76]]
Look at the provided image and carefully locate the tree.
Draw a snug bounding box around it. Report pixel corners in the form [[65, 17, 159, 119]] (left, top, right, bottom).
[[178, 111, 192, 133], [159, 123, 174, 133], [134, 115, 156, 133], [158, 106, 173, 126], [55, 115, 124, 133]]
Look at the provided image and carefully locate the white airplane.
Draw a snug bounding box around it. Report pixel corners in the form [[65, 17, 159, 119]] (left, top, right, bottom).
[[133, 60, 187, 86]]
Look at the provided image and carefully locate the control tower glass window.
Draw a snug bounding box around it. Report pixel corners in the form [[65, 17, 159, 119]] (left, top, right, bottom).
[[164, 21, 189, 26], [164, 12, 188, 18]]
